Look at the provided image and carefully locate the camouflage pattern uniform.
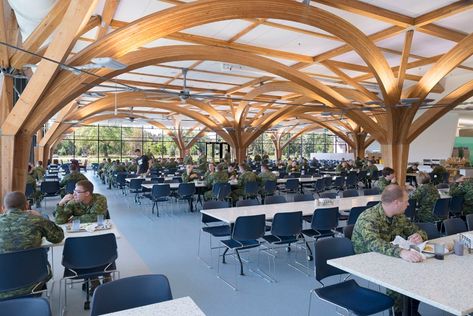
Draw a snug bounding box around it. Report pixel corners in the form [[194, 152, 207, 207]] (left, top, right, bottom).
[[377, 176, 392, 191], [126, 162, 137, 174], [258, 170, 277, 194], [224, 151, 231, 163], [182, 170, 199, 183], [60, 171, 88, 195], [352, 203, 427, 312], [55, 193, 108, 224], [410, 183, 440, 222], [204, 171, 228, 200], [108, 164, 127, 188], [432, 165, 448, 185], [99, 161, 112, 183], [26, 174, 43, 206], [335, 164, 348, 173], [286, 164, 300, 174], [32, 166, 45, 180], [449, 178, 473, 215], [0, 208, 64, 299], [183, 155, 193, 165], [232, 171, 259, 201], [197, 154, 207, 172]]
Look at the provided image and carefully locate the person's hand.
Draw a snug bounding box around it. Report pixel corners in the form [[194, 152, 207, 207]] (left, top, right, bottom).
[[408, 233, 423, 244], [58, 194, 73, 206], [400, 249, 424, 262]]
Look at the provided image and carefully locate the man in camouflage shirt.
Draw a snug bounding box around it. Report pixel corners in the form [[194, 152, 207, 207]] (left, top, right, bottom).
[[183, 149, 193, 166], [60, 164, 88, 196], [55, 180, 108, 224], [204, 163, 229, 200], [377, 167, 396, 191], [352, 184, 427, 315], [409, 172, 440, 222], [182, 164, 199, 183], [258, 164, 277, 195], [449, 177, 473, 215], [32, 161, 46, 180], [231, 163, 259, 202], [0, 192, 64, 299], [197, 150, 207, 172]]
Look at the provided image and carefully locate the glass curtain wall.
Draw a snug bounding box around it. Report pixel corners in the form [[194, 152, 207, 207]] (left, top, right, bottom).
[[54, 125, 347, 163]]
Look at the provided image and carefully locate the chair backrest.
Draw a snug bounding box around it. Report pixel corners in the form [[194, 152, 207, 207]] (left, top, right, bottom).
[[244, 181, 259, 195], [152, 184, 171, 198], [236, 199, 261, 207], [347, 206, 367, 225], [264, 195, 287, 205], [345, 173, 357, 186], [323, 176, 332, 187], [449, 195, 464, 216], [371, 169, 379, 179], [212, 182, 231, 200], [311, 207, 339, 231], [357, 170, 367, 180], [65, 180, 77, 194], [90, 274, 172, 316], [314, 178, 325, 192], [62, 233, 118, 271], [271, 211, 303, 237], [285, 178, 299, 190], [40, 181, 60, 194], [363, 188, 380, 196], [293, 194, 314, 202], [443, 218, 467, 236], [0, 248, 49, 294], [129, 178, 145, 190], [263, 180, 277, 195], [202, 200, 229, 223], [0, 298, 51, 316], [366, 200, 380, 208], [404, 199, 417, 220], [25, 183, 34, 198], [432, 198, 451, 219], [178, 182, 196, 196], [172, 176, 183, 183], [319, 192, 337, 199], [343, 224, 354, 240], [232, 214, 266, 241], [333, 176, 344, 187], [315, 237, 354, 282], [466, 214, 473, 231], [415, 222, 441, 240], [340, 189, 359, 198]]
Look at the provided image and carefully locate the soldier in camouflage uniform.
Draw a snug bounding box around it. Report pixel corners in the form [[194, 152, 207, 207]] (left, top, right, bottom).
[[126, 160, 138, 174], [0, 192, 64, 299], [204, 163, 229, 200], [26, 165, 43, 207], [182, 164, 199, 183], [197, 150, 207, 173], [431, 164, 448, 185], [108, 161, 127, 189], [99, 158, 112, 184], [32, 161, 46, 181], [362, 160, 378, 188], [203, 162, 216, 184], [60, 164, 88, 196], [183, 149, 193, 166], [449, 177, 473, 215], [286, 160, 300, 174], [377, 167, 396, 191], [352, 185, 427, 315], [231, 163, 259, 202], [55, 180, 108, 224], [258, 164, 277, 195], [409, 172, 440, 222]]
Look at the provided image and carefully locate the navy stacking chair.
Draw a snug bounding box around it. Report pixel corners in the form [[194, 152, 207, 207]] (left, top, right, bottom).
[[363, 188, 380, 196], [236, 199, 261, 207], [243, 181, 259, 199], [449, 195, 464, 217], [25, 183, 34, 201], [64, 180, 77, 195], [148, 184, 171, 217], [308, 238, 394, 316], [177, 182, 196, 212], [302, 207, 339, 261], [405, 199, 417, 221], [340, 189, 359, 198], [443, 218, 467, 236], [60, 233, 119, 311], [90, 274, 172, 316], [319, 192, 337, 199], [262, 180, 277, 198], [415, 222, 441, 240], [366, 200, 380, 208], [0, 248, 49, 299], [432, 198, 451, 222], [344, 173, 358, 189], [128, 178, 145, 204], [466, 214, 473, 231], [283, 178, 300, 194], [347, 206, 368, 225], [264, 195, 286, 205], [40, 181, 60, 208], [0, 298, 51, 316], [293, 194, 314, 202]]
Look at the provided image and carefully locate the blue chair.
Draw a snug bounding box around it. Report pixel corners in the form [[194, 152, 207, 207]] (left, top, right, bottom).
[[443, 218, 467, 236], [347, 206, 368, 225], [432, 198, 451, 220], [178, 182, 196, 212], [243, 181, 259, 199], [218, 214, 266, 290], [323, 176, 333, 190], [415, 222, 441, 240], [467, 214, 473, 231], [343, 224, 355, 240], [212, 182, 231, 201], [236, 199, 261, 207], [60, 233, 119, 311], [302, 207, 339, 261], [25, 183, 34, 201], [449, 195, 464, 217], [319, 192, 337, 199], [405, 199, 417, 221], [283, 178, 300, 194], [148, 184, 171, 217], [40, 181, 60, 209], [366, 200, 380, 208], [293, 193, 314, 202], [308, 238, 394, 315], [0, 248, 49, 299], [262, 180, 277, 197], [313, 178, 325, 196], [64, 180, 77, 195], [331, 176, 344, 191], [0, 297, 51, 316], [340, 189, 359, 198], [90, 274, 172, 316], [262, 211, 303, 256], [198, 201, 231, 268], [264, 195, 286, 205], [363, 188, 380, 196], [345, 173, 358, 189], [115, 172, 128, 193], [128, 178, 145, 204]]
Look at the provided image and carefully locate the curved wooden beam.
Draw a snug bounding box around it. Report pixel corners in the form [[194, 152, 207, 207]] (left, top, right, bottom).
[[281, 124, 321, 151]]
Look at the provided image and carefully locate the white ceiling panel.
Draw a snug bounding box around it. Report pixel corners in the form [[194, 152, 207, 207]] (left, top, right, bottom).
[[410, 32, 457, 57], [182, 20, 253, 41], [361, 0, 458, 17], [435, 8, 473, 33], [186, 71, 249, 85], [114, 73, 170, 84]]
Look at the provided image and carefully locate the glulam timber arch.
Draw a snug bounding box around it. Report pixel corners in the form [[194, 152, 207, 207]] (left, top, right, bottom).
[[269, 123, 322, 160]]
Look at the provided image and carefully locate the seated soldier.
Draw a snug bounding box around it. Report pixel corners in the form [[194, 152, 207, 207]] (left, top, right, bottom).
[[204, 163, 229, 200], [377, 167, 396, 191], [231, 163, 259, 203], [286, 160, 299, 174], [26, 164, 44, 208], [32, 161, 46, 180], [258, 163, 277, 195], [362, 160, 378, 188], [182, 164, 199, 183], [0, 192, 64, 299], [60, 163, 88, 196], [410, 172, 440, 222]]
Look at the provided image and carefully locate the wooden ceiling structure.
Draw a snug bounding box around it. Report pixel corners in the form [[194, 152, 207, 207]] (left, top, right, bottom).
[[0, 0, 473, 195]]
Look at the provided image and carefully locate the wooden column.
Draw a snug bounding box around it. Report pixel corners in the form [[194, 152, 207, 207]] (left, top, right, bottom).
[[232, 146, 247, 164], [352, 131, 368, 160], [0, 75, 13, 198]]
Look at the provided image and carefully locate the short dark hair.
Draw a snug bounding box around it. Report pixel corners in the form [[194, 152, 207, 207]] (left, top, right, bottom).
[[381, 184, 405, 204], [382, 167, 394, 177], [134, 149, 141, 153], [4, 191, 27, 210], [76, 180, 94, 194], [69, 164, 78, 172]]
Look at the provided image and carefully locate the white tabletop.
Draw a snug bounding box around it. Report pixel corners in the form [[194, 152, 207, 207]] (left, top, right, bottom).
[[328, 234, 473, 316], [41, 220, 121, 247], [101, 296, 206, 316], [201, 195, 380, 223]]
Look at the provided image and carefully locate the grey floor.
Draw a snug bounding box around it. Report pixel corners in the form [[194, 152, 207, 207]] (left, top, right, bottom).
[[39, 171, 450, 316]]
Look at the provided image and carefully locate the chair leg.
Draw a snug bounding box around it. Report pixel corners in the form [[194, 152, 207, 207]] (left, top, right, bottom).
[[222, 248, 229, 264], [235, 249, 244, 276]]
